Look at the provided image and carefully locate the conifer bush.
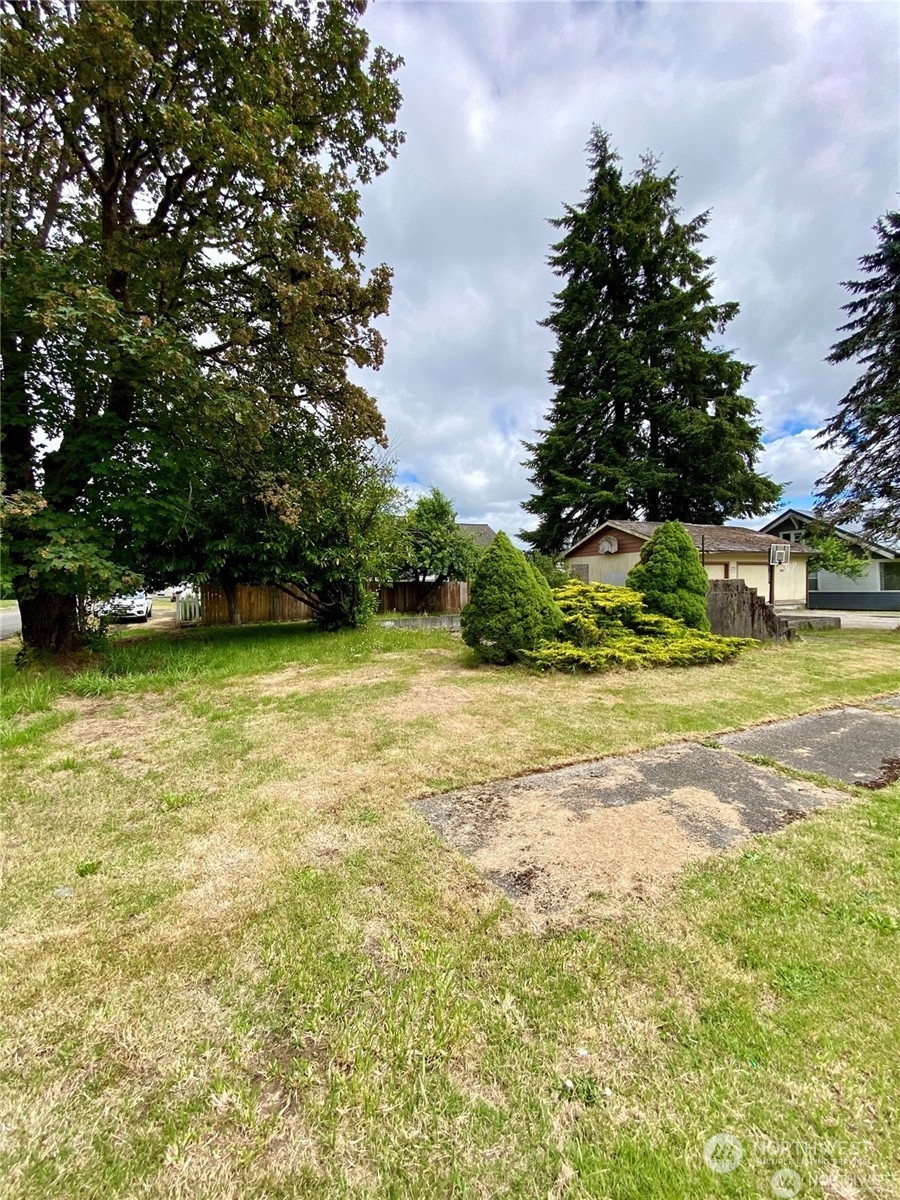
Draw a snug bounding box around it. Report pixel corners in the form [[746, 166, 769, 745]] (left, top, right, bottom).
[[626, 521, 711, 630], [461, 532, 563, 663]]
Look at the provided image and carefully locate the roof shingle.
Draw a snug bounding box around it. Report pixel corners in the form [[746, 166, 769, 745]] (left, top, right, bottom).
[[569, 520, 813, 556]]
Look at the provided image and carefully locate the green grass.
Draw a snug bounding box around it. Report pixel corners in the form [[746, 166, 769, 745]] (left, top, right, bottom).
[[1, 623, 899, 1198]]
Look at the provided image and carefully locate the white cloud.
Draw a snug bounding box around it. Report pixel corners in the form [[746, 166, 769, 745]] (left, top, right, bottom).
[[354, 0, 898, 539]]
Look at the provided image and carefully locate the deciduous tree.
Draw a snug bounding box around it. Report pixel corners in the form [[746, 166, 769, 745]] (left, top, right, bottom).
[[1, 0, 402, 652], [396, 489, 481, 591]]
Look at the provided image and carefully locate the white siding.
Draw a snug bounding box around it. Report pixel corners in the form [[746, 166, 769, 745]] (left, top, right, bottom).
[[734, 563, 769, 596]]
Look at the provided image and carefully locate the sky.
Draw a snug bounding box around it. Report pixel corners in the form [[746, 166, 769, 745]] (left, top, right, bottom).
[[353, 0, 899, 539]]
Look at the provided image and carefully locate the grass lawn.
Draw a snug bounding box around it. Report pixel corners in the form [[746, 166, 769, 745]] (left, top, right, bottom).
[[0, 598, 19, 609], [2, 624, 899, 1199]]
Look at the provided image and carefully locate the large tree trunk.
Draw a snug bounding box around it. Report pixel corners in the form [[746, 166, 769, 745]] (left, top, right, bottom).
[[222, 581, 242, 626], [17, 590, 82, 654]]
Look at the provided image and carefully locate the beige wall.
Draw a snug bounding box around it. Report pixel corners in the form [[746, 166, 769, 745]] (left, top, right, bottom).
[[568, 551, 808, 604], [772, 559, 808, 603], [567, 552, 641, 585]]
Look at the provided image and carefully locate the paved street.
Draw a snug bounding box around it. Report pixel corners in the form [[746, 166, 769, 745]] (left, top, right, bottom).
[[0, 605, 22, 640]]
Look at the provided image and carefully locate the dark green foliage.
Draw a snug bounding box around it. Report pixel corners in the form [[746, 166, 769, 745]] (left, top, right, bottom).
[[816, 211, 900, 543], [461, 533, 563, 664], [626, 522, 711, 630], [522, 128, 781, 555], [527, 552, 571, 589], [523, 578, 752, 672], [137, 426, 404, 631], [0, 0, 403, 652], [396, 490, 481, 585]]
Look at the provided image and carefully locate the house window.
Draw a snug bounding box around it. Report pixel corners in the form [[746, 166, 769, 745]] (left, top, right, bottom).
[[882, 562, 900, 591], [808, 571, 819, 592]]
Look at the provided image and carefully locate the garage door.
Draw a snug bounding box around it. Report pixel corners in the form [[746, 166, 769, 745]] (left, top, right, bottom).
[[704, 563, 727, 580], [736, 563, 769, 597]]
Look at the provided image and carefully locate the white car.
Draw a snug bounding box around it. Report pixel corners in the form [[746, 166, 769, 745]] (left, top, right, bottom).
[[163, 581, 194, 601], [96, 590, 154, 623]]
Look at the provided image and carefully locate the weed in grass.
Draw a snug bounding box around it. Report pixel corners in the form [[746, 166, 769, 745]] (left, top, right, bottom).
[[49, 755, 87, 773], [76, 861, 101, 877], [160, 792, 196, 812]]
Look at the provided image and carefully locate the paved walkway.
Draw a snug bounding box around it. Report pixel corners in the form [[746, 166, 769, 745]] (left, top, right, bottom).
[[805, 609, 900, 631], [720, 707, 900, 786], [417, 699, 900, 915]]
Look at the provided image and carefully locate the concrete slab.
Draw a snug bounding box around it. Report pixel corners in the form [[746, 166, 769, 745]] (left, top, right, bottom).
[[417, 744, 845, 914], [874, 695, 900, 709], [720, 708, 900, 786], [779, 614, 841, 632]]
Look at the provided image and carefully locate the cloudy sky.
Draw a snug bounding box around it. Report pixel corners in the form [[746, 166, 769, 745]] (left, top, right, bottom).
[[353, 0, 898, 539]]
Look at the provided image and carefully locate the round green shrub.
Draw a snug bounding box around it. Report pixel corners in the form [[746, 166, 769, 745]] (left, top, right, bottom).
[[626, 521, 711, 631], [461, 532, 562, 663]]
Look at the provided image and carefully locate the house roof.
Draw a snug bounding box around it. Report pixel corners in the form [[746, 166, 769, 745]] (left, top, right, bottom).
[[565, 519, 813, 557], [457, 523, 497, 548], [759, 508, 897, 560]]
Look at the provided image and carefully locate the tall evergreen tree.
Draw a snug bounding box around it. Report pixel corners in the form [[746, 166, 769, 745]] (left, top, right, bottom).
[[815, 210, 900, 543], [522, 128, 781, 555]]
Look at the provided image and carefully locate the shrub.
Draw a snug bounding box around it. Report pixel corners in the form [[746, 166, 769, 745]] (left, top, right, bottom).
[[521, 578, 753, 672], [461, 532, 563, 663], [527, 552, 571, 589], [626, 521, 711, 630], [528, 561, 565, 642]]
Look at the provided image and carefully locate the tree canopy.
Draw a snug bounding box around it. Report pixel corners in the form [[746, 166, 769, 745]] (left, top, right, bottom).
[[522, 128, 781, 556], [1, 0, 403, 651], [815, 210, 900, 543], [395, 489, 481, 587]]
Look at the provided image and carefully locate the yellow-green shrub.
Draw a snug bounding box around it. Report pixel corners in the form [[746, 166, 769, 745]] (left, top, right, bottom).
[[522, 578, 754, 672]]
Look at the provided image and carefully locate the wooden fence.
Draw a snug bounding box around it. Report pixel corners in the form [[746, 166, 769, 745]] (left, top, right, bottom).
[[199, 584, 315, 626], [376, 581, 467, 614], [199, 580, 467, 626]]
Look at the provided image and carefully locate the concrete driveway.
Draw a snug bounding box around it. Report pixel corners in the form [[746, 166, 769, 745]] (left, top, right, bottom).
[[808, 608, 900, 631]]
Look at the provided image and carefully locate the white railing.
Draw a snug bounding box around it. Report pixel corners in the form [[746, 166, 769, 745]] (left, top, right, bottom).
[[176, 595, 202, 624]]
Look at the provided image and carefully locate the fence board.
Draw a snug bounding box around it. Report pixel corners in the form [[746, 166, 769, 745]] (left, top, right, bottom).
[[200, 584, 315, 626], [200, 580, 468, 626], [376, 581, 467, 614]]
